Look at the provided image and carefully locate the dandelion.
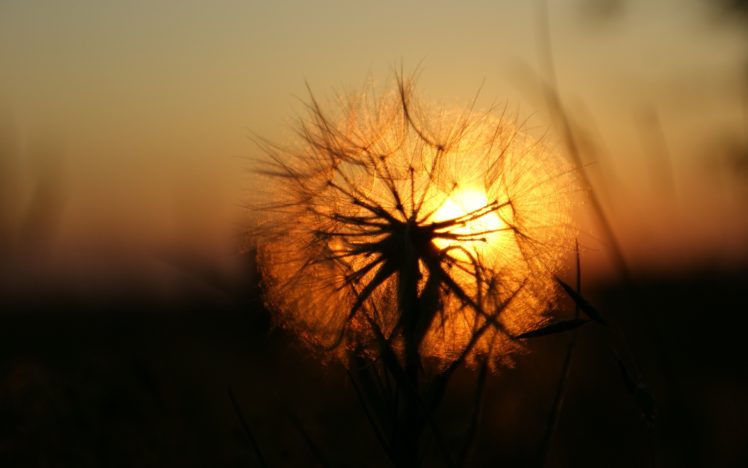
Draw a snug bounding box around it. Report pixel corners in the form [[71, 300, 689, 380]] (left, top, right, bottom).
[[251, 76, 578, 370]]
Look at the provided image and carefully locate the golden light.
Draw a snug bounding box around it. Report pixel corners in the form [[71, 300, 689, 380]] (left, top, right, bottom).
[[430, 187, 508, 261], [253, 80, 578, 367]]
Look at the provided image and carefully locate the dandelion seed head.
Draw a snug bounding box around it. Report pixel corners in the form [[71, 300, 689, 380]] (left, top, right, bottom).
[[252, 78, 578, 367]]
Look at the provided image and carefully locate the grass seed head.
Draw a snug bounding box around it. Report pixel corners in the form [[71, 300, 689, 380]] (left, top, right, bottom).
[[252, 77, 578, 368]]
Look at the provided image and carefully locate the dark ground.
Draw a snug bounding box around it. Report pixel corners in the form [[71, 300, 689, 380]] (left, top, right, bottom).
[[1, 254, 747, 467]]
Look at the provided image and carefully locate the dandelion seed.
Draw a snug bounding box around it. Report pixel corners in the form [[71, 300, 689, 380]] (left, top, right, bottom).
[[251, 77, 578, 368]]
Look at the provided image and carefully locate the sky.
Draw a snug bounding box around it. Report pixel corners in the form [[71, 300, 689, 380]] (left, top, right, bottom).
[[1, 0, 747, 286]]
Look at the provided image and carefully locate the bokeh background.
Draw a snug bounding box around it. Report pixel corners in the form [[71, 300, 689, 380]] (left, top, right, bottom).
[[1, 1, 747, 466]]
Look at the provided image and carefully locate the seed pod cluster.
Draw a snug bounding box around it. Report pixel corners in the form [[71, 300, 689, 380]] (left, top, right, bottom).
[[253, 78, 578, 368]]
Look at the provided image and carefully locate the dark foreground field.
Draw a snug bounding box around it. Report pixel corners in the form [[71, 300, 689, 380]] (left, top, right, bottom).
[[2, 255, 747, 467]]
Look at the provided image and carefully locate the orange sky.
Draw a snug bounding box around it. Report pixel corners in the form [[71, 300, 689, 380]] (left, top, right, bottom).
[[1, 0, 747, 286]]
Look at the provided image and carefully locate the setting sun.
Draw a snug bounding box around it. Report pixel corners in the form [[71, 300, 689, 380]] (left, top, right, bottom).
[[430, 187, 508, 260]]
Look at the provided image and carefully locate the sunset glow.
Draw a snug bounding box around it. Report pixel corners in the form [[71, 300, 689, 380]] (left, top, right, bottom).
[[430, 187, 508, 261], [254, 80, 578, 366]]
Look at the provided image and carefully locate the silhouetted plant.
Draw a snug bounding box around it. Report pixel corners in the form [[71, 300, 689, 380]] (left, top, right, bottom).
[[251, 74, 580, 466]]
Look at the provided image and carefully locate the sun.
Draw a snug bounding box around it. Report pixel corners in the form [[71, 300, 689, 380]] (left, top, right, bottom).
[[430, 187, 510, 261]]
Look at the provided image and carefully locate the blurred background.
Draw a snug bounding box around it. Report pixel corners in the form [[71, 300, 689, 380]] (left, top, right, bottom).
[[1, 0, 747, 466]]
